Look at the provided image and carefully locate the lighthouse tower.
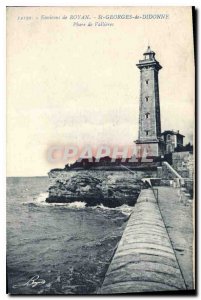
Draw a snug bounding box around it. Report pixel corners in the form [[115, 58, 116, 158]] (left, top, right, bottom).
[[135, 46, 164, 157]]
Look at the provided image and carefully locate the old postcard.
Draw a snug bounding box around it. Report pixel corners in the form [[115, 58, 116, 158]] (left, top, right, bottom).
[[6, 6, 195, 295]]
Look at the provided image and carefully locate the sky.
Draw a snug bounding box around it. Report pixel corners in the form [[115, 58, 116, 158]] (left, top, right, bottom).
[[7, 6, 194, 176]]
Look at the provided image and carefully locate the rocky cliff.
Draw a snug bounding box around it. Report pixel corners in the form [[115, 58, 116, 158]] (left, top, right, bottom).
[[46, 169, 156, 207]]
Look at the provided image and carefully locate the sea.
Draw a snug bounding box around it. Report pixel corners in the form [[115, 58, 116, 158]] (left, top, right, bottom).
[[6, 177, 134, 295]]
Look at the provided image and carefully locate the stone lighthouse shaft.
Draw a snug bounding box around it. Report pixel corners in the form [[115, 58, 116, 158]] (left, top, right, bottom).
[[135, 46, 163, 157]]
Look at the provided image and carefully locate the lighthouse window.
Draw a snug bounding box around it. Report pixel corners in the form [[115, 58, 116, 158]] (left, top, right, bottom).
[[167, 134, 171, 141], [145, 131, 149, 136], [145, 96, 149, 102], [146, 80, 149, 85], [145, 113, 150, 119]]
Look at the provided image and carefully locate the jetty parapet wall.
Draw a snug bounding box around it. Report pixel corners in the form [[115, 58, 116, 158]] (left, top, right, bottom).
[[100, 188, 186, 294]]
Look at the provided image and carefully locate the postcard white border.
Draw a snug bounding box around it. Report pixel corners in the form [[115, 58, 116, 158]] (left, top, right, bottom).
[[1, 0, 199, 299]]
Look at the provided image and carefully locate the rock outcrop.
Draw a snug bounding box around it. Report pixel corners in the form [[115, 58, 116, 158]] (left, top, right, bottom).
[[46, 170, 156, 207]]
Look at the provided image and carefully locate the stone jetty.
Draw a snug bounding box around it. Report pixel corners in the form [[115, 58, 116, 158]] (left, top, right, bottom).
[[100, 188, 187, 294]]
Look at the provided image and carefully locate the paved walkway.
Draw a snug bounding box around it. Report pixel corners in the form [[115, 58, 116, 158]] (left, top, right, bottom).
[[100, 188, 187, 294], [156, 186, 194, 290]]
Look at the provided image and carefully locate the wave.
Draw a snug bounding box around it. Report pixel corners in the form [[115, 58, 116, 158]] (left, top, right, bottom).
[[92, 203, 133, 216], [23, 192, 133, 215], [23, 192, 87, 209]]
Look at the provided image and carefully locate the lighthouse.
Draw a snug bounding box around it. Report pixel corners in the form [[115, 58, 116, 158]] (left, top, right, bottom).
[[135, 46, 164, 157]]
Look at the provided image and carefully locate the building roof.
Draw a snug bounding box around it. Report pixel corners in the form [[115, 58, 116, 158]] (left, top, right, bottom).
[[143, 45, 155, 55], [161, 130, 185, 137]]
